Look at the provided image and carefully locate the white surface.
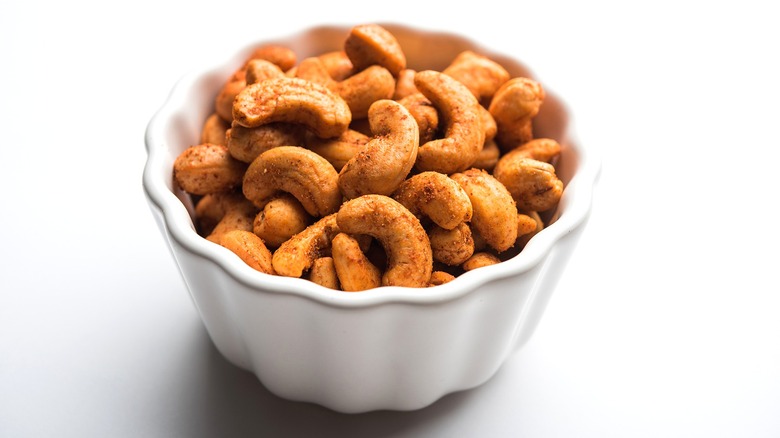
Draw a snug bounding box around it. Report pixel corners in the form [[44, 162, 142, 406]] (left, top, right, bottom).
[[1, 1, 778, 436]]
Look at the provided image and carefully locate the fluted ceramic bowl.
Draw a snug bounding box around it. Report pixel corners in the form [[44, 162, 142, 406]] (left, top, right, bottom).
[[143, 23, 599, 414]]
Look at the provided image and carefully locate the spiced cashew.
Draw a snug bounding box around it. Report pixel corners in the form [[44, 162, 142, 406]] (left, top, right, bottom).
[[218, 230, 275, 275], [338, 99, 418, 199], [242, 146, 341, 216], [272, 213, 341, 278], [173, 143, 247, 195], [336, 195, 432, 288], [332, 233, 382, 291], [392, 171, 472, 230], [413, 70, 485, 174]]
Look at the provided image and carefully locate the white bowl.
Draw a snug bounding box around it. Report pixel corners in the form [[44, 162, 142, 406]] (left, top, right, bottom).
[[142, 24, 600, 414]]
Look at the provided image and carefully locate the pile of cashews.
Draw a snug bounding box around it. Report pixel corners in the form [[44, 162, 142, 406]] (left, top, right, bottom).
[[173, 24, 564, 291]]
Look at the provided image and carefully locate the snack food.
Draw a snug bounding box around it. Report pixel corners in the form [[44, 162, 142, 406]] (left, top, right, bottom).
[[171, 23, 565, 291]]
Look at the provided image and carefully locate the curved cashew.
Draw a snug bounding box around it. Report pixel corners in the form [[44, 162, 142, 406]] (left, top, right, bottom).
[[336, 195, 432, 288], [218, 230, 275, 275], [393, 69, 418, 100], [338, 100, 418, 199], [398, 93, 439, 144], [413, 70, 485, 174], [442, 50, 511, 104], [428, 271, 456, 287], [450, 168, 518, 252], [306, 257, 340, 290], [493, 156, 563, 212], [392, 171, 472, 230], [429, 222, 475, 266], [173, 143, 247, 195], [508, 138, 562, 163], [200, 113, 229, 146], [462, 252, 501, 271], [295, 57, 395, 119], [317, 50, 354, 81], [488, 77, 545, 151], [471, 139, 500, 171], [194, 192, 256, 240], [252, 194, 312, 247], [232, 77, 351, 139], [226, 122, 306, 163], [272, 213, 341, 278], [243, 146, 341, 216], [344, 24, 406, 76], [516, 211, 543, 249], [244, 59, 285, 86], [214, 45, 296, 122], [332, 233, 382, 292], [304, 129, 369, 172]]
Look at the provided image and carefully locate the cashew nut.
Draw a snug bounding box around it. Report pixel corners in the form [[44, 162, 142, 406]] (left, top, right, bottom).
[[252, 194, 313, 247], [493, 156, 563, 212], [462, 252, 501, 271], [242, 146, 342, 217], [306, 257, 340, 290], [488, 77, 545, 151], [508, 138, 562, 163], [214, 45, 296, 122], [295, 57, 395, 119], [336, 195, 432, 288], [332, 233, 382, 291], [304, 129, 369, 172], [226, 122, 306, 163], [173, 143, 247, 195], [232, 77, 351, 139], [200, 113, 229, 146], [398, 93, 439, 145], [194, 191, 256, 239], [317, 50, 354, 81], [218, 229, 275, 275], [272, 213, 341, 278], [413, 70, 485, 174], [429, 222, 475, 266], [393, 68, 418, 100], [392, 171, 472, 230], [516, 211, 543, 249], [344, 24, 406, 76], [244, 58, 285, 86], [428, 271, 456, 287], [442, 50, 511, 104], [338, 99, 418, 199], [471, 139, 500, 171], [450, 168, 518, 252]]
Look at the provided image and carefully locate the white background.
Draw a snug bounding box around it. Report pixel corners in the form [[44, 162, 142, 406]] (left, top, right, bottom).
[[2, 1, 779, 436]]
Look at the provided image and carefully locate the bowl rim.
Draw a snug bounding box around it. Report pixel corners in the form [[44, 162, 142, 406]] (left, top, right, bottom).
[[142, 23, 601, 308]]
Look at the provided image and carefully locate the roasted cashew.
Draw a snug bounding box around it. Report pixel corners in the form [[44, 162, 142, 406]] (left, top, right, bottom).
[[442, 50, 511, 104], [392, 171, 472, 230], [194, 192, 256, 240], [488, 77, 545, 151], [507, 138, 562, 163], [304, 129, 369, 172], [493, 156, 563, 212], [413, 70, 485, 174], [272, 213, 341, 278], [471, 139, 500, 171], [226, 122, 306, 163], [428, 271, 456, 287], [393, 69, 418, 100], [338, 100, 418, 199], [332, 233, 382, 292], [462, 252, 501, 271], [252, 194, 312, 247], [398, 93, 439, 144], [317, 50, 354, 81], [173, 143, 247, 195], [306, 257, 340, 290], [232, 77, 351, 139], [516, 211, 543, 249], [214, 45, 296, 122], [242, 146, 341, 216], [429, 222, 475, 266], [517, 212, 540, 238], [200, 113, 229, 146], [344, 24, 406, 76], [218, 230, 275, 275], [336, 195, 432, 288], [450, 168, 518, 252], [295, 57, 395, 119], [244, 59, 285, 85]]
